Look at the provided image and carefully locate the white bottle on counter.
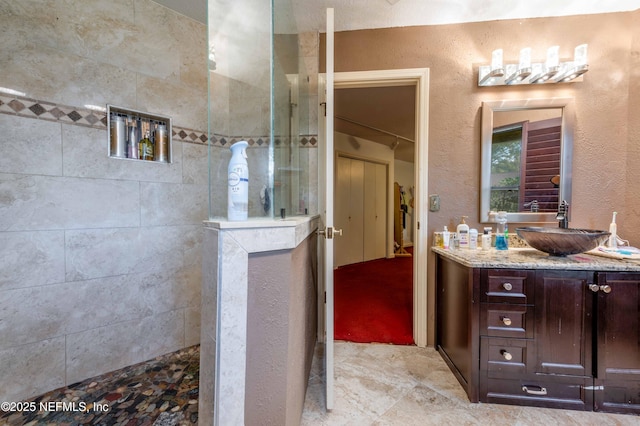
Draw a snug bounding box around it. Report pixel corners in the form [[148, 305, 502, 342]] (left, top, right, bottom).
[[469, 228, 478, 249], [442, 226, 450, 249], [482, 227, 492, 250], [457, 216, 470, 249]]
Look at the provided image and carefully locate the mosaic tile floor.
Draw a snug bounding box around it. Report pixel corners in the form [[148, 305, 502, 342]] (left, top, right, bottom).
[[0, 346, 199, 426], [3, 342, 639, 425]]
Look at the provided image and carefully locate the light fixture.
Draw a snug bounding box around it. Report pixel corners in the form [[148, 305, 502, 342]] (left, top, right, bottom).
[[478, 49, 504, 85], [558, 44, 589, 82], [541, 45, 560, 81], [528, 63, 545, 83], [477, 44, 588, 86], [505, 47, 532, 84], [390, 137, 400, 150]]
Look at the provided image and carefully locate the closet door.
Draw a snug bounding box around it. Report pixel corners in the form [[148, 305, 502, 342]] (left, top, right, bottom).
[[364, 162, 387, 261], [335, 157, 364, 267]]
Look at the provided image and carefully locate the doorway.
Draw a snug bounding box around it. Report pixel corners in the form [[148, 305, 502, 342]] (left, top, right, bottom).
[[327, 68, 429, 347], [333, 86, 414, 343]]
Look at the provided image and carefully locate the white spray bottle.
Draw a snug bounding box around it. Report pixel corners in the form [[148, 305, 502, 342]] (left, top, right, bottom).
[[608, 212, 617, 249], [228, 141, 249, 221]]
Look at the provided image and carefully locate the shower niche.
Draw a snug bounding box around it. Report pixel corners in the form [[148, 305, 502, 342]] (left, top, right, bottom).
[[107, 105, 172, 163]]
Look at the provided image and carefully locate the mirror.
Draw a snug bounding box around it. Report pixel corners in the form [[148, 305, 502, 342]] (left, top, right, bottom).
[[480, 98, 575, 223]]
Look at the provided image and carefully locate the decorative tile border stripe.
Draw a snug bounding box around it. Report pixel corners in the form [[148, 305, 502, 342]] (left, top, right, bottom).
[[0, 94, 108, 129], [213, 135, 317, 148], [0, 94, 317, 148]]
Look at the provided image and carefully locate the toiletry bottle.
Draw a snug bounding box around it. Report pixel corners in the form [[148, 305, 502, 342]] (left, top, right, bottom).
[[154, 124, 169, 163], [127, 117, 139, 159], [608, 212, 618, 249], [109, 115, 127, 158], [457, 216, 470, 249], [469, 228, 478, 249], [442, 226, 450, 249], [138, 130, 153, 161], [482, 227, 492, 250], [228, 140, 249, 221], [495, 211, 508, 250]]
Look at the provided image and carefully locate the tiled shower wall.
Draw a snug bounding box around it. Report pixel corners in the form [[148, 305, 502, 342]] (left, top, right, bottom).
[[0, 0, 208, 402], [0, 0, 319, 402]]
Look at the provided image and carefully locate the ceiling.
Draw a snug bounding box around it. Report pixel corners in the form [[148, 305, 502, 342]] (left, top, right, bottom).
[[152, 1, 640, 163], [335, 86, 416, 162], [153, 0, 639, 30]]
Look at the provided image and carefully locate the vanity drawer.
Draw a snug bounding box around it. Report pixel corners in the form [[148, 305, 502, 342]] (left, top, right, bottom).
[[481, 303, 534, 338], [481, 337, 534, 378], [481, 269, 535, 304], [481, 376, 593, 410]]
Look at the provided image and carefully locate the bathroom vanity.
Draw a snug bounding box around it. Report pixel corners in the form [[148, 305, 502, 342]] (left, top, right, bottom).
[[433, 247, 640, 415]]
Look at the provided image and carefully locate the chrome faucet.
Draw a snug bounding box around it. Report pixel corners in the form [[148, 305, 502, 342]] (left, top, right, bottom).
[[556, 200, 569, 228]]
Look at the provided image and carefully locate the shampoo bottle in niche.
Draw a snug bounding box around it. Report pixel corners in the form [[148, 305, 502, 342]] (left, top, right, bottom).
[[457, 216, 470, 249], [228, 140, 249, 221], [127, 116, 139, 159]]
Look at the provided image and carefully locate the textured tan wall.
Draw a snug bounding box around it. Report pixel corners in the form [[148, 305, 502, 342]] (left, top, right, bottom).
[[246, 233, 317, 425], [626, 10, 640, 246], [322, 11, 638, 345]]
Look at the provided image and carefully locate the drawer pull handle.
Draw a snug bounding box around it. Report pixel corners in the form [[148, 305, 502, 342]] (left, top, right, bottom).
[[600, 285, 612, 294], [589, 284, 600, 293], [501, 350, 513, 361], [502, 282, 513, 291], [501, 317, 512, 326], [522, 385, 547, 396]]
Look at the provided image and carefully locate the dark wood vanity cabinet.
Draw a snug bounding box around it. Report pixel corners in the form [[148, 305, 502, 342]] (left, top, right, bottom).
[[481, 269, 594, 410], [594, 272, 640, 414], [435, 254, 640, 415]]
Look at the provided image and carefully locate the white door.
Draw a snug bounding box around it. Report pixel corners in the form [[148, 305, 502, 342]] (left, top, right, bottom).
[[318, 7, 336, 411]]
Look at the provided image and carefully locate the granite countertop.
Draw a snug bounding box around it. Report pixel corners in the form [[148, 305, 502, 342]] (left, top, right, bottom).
[[431, 246, 640, 271]]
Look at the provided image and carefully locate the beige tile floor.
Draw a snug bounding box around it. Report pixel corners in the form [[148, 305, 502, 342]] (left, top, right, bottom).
[[301, 342, 639, 426]]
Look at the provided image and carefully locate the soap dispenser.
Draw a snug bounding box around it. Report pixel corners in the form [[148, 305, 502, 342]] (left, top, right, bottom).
[[495, 211, 508, 250], [608, 212, 618, 249], [457, 216, 470, 249]]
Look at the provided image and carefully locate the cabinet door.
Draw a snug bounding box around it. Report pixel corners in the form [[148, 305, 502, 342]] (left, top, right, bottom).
[[334, 157, 364, 267], [594, 272, 640, 415], [363, 162, 386, 261], [534, 270, 593, 377], [374, 163, 387, 259], [436, 256, 480, 402]]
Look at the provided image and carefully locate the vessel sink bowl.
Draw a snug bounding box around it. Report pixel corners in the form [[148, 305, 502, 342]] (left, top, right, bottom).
[[515, 227, 610, 256]]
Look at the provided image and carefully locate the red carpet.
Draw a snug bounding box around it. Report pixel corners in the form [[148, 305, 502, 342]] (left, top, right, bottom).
[[334, 250, 414, 345]]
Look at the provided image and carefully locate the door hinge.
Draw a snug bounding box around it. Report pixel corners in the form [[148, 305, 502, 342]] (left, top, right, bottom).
[[417, 221, 420, 230], [324, 291, 327, 304]]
